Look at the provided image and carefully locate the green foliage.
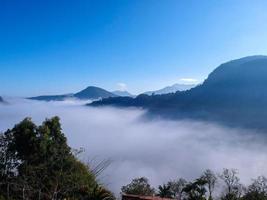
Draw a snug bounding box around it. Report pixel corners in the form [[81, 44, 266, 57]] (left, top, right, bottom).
[[167, 178, 187, 199], [89, 184, 115, 200], [241, 176, 267, 200], [121, 177, 155, 196], [157, 184, 173, 198], [182, 178, 208, 200], [241, 191, 267, 200], [0, 117, 112, 200], [121, 171, 267, 200], [221, 193, 239, 200]]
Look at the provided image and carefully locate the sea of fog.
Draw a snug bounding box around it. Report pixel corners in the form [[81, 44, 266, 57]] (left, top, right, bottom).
[[1, 97, 267, 196]]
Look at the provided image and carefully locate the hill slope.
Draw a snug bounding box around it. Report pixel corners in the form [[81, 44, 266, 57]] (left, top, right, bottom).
[[90, 56, 267, 130]]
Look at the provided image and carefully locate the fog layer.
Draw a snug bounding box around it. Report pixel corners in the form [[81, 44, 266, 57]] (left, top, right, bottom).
[[0, 98, 267, 194]]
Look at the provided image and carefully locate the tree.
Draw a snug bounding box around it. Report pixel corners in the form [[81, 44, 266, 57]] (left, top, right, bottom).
[[89, 184, 115, 200], [167, 178, 187, 200], [157, 184, 173, 198], [242, 191, 267, 200], [202, 169, 217, 200], [121, 177, 155, 196], [219, 169, 242, 200], [249, 176, 267, 194], [0, 129, 20, 199], [182, 178, 207, 200], [0, 117, 112, 200], [242, 176, 267, 200]]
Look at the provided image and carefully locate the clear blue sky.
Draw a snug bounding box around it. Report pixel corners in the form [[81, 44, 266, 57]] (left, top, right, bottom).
[[1, 0, 267, 96]]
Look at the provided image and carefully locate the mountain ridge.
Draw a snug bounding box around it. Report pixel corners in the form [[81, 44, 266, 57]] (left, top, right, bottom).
[[90, 55, 267, 130], [112, 90, 134, 97], [143, 83, 196, 95]]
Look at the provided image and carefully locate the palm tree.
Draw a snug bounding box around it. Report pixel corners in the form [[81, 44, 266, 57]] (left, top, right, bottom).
[[89, 184, 115, 200], [158, 184, 173, 198]]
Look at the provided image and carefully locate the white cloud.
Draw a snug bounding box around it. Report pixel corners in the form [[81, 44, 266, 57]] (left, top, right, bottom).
[[0, 98, 267, 197], [116, 82, 127, 91], [179, 78, 199, 84]]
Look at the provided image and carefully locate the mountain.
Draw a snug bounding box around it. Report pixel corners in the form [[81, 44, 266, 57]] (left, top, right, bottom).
[[112, 90, 134, 97], [29, 86, 117, 101], [29, 94, 73, 101], [0, 96, 4, 103], [74, 86, 117, 99], [144, 83, 196, 95], [90, 56, 267, 130]]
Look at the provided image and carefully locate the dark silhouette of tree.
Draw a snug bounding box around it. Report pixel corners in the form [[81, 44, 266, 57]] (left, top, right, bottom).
[[201, 169, 217, 200], [121, 177, 155, 196], [219, 169, 243, 200], [167, 178, 187, 200], [182, 178, 207, 200], [157, 184, 173, 198], [88, 184, 115, 200], [242, 176, 267, 200]]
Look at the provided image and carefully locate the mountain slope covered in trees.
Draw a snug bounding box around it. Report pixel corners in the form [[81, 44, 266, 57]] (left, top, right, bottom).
[[90, 56, 267, 130]]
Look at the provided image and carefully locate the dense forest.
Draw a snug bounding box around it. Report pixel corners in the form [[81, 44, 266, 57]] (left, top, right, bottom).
[[0, 117, 114, 200]]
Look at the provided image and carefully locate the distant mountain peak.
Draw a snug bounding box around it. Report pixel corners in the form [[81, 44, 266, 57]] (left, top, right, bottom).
[[84, 86, 102, 90], [112, 90, 134, 97], [74, 86, 117, 99], [144, 83, 196, 95]]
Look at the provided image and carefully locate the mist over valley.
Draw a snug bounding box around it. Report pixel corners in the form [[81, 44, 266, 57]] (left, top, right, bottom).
[[1, 97, 267, 195]]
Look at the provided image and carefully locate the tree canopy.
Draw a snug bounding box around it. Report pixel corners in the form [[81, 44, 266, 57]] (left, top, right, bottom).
[[0, 117, 114, 200], [121, 177, 155, 196]]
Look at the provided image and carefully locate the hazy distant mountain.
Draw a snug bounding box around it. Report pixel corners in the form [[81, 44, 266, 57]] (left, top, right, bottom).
[[144, 83, 196, 95], [112, 90, 134, 97], [29, 86, 117, 101], [90, 56, 267, 130], [29, 94, 73, 101], [74, 86, 117, 99], [0, 96, 4, 103]]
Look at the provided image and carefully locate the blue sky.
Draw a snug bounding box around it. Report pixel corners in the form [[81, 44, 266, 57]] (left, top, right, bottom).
[[1, 0, 267, 96]]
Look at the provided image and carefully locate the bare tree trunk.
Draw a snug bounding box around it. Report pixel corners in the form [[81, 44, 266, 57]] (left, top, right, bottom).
[[23, 187, 25, 200], [52, 191, 58, 200], [38, 189, 41, 200], [7, 182, 10, 200]]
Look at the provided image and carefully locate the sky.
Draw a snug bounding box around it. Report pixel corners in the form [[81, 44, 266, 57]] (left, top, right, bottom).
[[1, 0, 267, 96]]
